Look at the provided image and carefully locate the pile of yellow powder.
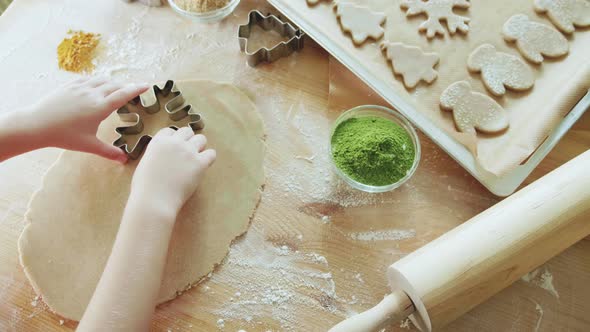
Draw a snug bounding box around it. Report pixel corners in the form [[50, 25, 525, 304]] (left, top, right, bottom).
[[57, 30, 100, 73], [175, 0, 229, 12]]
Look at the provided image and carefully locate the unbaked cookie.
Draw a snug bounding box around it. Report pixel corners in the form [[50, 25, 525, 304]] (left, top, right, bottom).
[[306, 0, 330, 6], [400, 0, 471, 38], [467, 44, 534, 96], [381, 42, 439, 88], [534, 0, 590, 34], [440, 81, 509, 135], [335, 2, 386, 45], [18, 81, 266, 320], [503, 14, 569, 64]]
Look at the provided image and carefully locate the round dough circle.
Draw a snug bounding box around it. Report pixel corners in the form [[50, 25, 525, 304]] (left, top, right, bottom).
[[17, 80, 265, 320]]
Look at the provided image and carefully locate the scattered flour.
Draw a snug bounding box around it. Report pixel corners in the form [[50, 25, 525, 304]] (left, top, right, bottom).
[[295, 155, 316, 163], [354, 273, 364, 284], [308, 253, 329, 266], [533, 302, 544, 332], [349, 229, 416, 241], [400, 318, 411, 329], [30, 295, 40, 307], [210, 230, 345, 331], [521, 267, 559, 298], [92, 8, 183, 78], [217, 318, 225, 328]]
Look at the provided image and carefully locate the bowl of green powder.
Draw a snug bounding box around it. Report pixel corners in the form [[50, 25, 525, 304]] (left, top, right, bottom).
[[330, 105, 420, 193]]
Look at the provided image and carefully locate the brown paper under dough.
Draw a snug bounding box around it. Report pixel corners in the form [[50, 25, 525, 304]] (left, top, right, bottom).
[[17, 80, 265, 321]]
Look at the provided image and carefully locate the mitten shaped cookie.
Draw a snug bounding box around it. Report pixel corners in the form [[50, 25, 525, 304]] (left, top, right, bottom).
[[534, 0, 590, 33], [440, 81, 509, 135], [381, 42, 439, 88], [467, 44, 534, 96], [503, 14, 569, 64]]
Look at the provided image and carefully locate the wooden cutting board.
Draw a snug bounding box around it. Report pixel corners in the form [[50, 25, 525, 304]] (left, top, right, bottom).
[[0, 0, 588, 331]]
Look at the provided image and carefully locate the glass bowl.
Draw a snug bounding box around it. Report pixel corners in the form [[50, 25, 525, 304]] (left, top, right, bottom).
[[329, 105, 421, 193], [168, 0, 240, 23]]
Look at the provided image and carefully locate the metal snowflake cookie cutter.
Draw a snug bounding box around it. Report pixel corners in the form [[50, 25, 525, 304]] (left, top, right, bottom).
[[238, 10, 305, 67], [113, 80, 205, 160]]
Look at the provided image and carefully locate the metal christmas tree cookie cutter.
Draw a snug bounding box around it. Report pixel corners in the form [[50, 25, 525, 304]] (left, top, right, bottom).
[[113, 80, 204, 160], [238, 10, 305, 67]]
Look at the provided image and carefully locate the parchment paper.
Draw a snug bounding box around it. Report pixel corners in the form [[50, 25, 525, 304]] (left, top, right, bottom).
[[272, 0, 590, 175]]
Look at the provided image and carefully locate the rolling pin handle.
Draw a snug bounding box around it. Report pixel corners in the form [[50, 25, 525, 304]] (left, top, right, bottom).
[[328, 289, 415, 332]]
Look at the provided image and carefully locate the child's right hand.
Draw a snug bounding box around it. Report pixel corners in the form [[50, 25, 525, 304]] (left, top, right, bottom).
[[130, 127, 216, 217]]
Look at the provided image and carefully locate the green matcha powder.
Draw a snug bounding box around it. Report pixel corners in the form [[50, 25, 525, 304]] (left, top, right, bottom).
[[331, 116, 415, 186]]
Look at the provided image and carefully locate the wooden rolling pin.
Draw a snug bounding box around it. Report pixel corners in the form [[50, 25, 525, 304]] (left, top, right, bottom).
[[330, 150, 590, 332]]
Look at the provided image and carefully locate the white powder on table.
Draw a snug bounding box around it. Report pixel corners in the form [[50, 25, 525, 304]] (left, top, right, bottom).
[[400, 318, 411, 329], [210, 230, 345, 331], [521, 267, 559, 298], [349, 229, 416, 242], [216, 318, 225, 328], [534, 302, 544, 332], [92, 8, 183, 79]]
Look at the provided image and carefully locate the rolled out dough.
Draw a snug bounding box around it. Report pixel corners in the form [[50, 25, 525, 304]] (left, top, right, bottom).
[[17, 80, 265, 320]]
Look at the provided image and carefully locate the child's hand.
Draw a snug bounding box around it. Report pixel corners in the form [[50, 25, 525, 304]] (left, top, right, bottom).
[[131, 127, 216, 215], [30, 77, 149, 163]]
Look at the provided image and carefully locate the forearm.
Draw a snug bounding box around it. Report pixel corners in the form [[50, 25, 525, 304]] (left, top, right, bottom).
[[78, 192, 177, 332], [0, 108, 45, 162]]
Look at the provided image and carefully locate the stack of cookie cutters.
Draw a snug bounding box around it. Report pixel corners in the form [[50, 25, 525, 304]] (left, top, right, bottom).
[[113, 80, 205, 160], [238, 10, 306, 67]]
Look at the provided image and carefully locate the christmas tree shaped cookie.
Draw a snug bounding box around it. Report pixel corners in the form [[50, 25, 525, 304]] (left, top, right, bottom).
[[440, 81, 509, 135], [467, 44, 534, 96], [534, 0, 590, 33], [400, 0, 471, 38], [335, 2, 386, 46], [503, 14, 569, 64], [381, 42, 439, 88]]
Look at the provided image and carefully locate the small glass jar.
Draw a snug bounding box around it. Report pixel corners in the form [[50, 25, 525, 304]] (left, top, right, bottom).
[[168, 0, 240, 23], [329, 105, 421, 193]]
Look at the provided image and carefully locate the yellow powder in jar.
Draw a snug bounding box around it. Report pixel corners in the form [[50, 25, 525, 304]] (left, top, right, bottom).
[[57, 30, 100, 73], [175, 0, 230, 13]]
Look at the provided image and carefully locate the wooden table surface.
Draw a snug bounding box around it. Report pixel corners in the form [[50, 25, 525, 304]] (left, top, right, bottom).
[[0, 0, 588, 331]]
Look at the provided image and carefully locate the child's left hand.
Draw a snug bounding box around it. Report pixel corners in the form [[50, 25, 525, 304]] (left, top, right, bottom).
[[28, 77, 149, 163]]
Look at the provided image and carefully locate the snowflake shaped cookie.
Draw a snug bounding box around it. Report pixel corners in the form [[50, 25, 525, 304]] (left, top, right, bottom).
[[400, 0, 471, 38]]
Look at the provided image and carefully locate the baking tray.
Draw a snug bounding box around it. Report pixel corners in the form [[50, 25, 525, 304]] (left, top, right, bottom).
[[268, 0, 590, 196]]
